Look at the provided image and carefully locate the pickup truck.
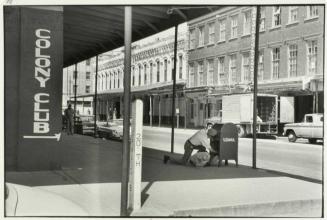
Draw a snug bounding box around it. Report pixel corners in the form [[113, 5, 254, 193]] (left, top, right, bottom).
[[283, 113, 323, 143]]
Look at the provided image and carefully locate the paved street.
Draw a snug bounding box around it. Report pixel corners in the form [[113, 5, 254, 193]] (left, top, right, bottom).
[[143, 126, 323, 181]]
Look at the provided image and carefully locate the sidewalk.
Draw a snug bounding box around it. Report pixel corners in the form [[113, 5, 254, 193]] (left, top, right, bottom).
[[5, 134, 323, 217]]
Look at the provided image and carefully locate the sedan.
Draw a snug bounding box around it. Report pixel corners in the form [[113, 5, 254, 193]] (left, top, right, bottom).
[[97, 119, 124, 141]]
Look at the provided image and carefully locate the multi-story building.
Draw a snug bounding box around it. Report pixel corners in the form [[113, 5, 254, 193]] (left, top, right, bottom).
[[62, 59, 94, 115], [95, 26, 188, 126], [186, 5, 324, 128]]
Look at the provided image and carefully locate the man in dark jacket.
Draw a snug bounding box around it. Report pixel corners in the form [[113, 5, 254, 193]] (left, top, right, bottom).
[[64, 104, 75, 135]]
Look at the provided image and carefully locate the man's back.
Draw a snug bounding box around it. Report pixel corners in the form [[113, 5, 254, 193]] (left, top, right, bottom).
[[65, 108, 74, 120], [188, 129, 210, 151]]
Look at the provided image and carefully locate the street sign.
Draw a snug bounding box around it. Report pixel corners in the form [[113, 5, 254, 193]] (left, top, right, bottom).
[[128, 99, 143, 212]]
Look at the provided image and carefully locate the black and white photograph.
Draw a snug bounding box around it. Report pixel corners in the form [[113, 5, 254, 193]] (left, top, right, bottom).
[[3, 1, 325, 217]]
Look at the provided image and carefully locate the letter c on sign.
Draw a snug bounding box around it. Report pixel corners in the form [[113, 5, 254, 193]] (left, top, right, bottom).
[[35, 93, 49, 103], [36, 29, 51, 39]]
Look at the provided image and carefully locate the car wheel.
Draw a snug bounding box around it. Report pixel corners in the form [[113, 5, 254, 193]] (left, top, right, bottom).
[[287, 131, 297, 142], [308, 138, 317, 144], [237, 125, 246, 138]]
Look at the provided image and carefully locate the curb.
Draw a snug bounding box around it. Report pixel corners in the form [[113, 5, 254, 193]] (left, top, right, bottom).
[[172, 199, 322, 217]]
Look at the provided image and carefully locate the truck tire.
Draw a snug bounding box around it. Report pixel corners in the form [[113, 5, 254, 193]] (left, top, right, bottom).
[[237, 125, 246, 138], [287, 131, 297, 142], [308, 138, 317, 144]]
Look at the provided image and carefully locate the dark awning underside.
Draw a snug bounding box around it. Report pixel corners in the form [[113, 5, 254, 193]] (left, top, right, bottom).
[[64, 5, 221, 67]]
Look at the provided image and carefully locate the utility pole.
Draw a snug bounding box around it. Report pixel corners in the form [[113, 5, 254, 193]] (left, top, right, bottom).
[[252, 6, 260, 169]]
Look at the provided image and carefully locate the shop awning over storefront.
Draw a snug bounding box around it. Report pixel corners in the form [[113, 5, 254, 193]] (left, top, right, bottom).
[[64, 5, 220, 67]]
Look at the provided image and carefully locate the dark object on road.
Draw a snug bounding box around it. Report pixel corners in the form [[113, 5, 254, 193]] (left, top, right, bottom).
[[211, 123, 238, 167]]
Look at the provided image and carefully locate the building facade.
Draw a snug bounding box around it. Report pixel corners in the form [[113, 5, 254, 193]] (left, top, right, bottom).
[[186, 5, 324, 128], [95, 30, 188, 126], [62, 59, 94, 115]]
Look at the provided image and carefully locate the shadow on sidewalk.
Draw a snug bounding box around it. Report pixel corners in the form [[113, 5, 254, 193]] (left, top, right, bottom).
[[5, 134, 320, 188]]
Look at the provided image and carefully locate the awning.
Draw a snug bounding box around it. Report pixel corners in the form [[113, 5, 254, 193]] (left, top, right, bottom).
[[64, 5, 221, 67]]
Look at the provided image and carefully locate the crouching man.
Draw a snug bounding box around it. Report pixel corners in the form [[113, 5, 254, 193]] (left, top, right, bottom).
[[163, 126, 217, 166]]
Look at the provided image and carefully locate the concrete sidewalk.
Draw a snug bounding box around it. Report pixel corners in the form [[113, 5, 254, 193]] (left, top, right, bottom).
[[5, 134, 323, 217]]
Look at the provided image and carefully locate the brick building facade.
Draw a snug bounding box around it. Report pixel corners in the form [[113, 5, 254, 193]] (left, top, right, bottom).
[[186, 6, 324, 128]]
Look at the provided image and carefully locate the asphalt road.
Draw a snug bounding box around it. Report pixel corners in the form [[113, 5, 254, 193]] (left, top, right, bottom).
[[143, 128, 323, 181]]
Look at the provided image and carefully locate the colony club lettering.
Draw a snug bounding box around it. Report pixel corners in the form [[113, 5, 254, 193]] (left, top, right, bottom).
[[33, 29, 51, 134]]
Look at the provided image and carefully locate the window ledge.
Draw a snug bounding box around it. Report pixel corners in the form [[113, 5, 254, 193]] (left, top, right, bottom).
[[286, 21, 299, 27], [269, 25, 281, 31], [229, 37, 238, 41], [197, 45, 205, 49], [304, 16, 319, 22], [207, 42, 215, 47], [259, 29, 265, 33], [241, 33, 251, 38], [217, 40, 226, 44]]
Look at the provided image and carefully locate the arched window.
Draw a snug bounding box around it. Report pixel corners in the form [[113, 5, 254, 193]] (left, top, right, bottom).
[[106, 73, 109, 89], [144, 64, 147, 85], [101, 74, 105, 91], [109, 72, 112, 89], [114, 71, 116, 89], [138, 64, 142, 86], [156, 60, 160, 82], [117, 70, 120, 88], [132, 66, 135, 86], [164, 59, 168, 81], [150, 62, 153, 84], [179, 55, 183, 79]]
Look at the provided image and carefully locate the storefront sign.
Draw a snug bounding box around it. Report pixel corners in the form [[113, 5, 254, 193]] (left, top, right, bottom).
[[18, 7, 63, 142]]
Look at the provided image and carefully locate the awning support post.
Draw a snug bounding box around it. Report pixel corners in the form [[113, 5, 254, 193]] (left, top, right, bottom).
[[93, 55, 98, 137], [121, 6, 132, 216], [171, 25, 178, 153]]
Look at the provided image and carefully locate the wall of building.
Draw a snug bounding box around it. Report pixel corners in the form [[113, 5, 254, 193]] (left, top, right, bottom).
[[186, 5, 324, 127]]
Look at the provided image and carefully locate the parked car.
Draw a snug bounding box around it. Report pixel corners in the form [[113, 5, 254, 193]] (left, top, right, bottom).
[[74, 115, 96, 135], [97, 119, 124, 140], [283, 113, 323, 143], [5, 183, 88, 216]]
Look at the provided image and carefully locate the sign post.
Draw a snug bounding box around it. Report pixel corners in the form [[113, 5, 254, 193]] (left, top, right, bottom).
[[128, 99, 143, 212]]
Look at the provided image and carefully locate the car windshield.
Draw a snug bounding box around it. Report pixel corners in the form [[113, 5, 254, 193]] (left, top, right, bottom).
[[79, 116, 94, 122]]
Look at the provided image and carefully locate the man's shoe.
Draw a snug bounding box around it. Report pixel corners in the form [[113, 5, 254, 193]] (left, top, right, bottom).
[[163, 155, 170, 164]]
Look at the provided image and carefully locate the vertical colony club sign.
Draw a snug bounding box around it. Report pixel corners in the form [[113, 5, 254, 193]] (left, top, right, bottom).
[[23, 29, 61, 141], [13, 7, 63, 170]]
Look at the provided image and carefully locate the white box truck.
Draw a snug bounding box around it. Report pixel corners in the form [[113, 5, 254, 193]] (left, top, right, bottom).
[[206, 93, 295, 137]]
